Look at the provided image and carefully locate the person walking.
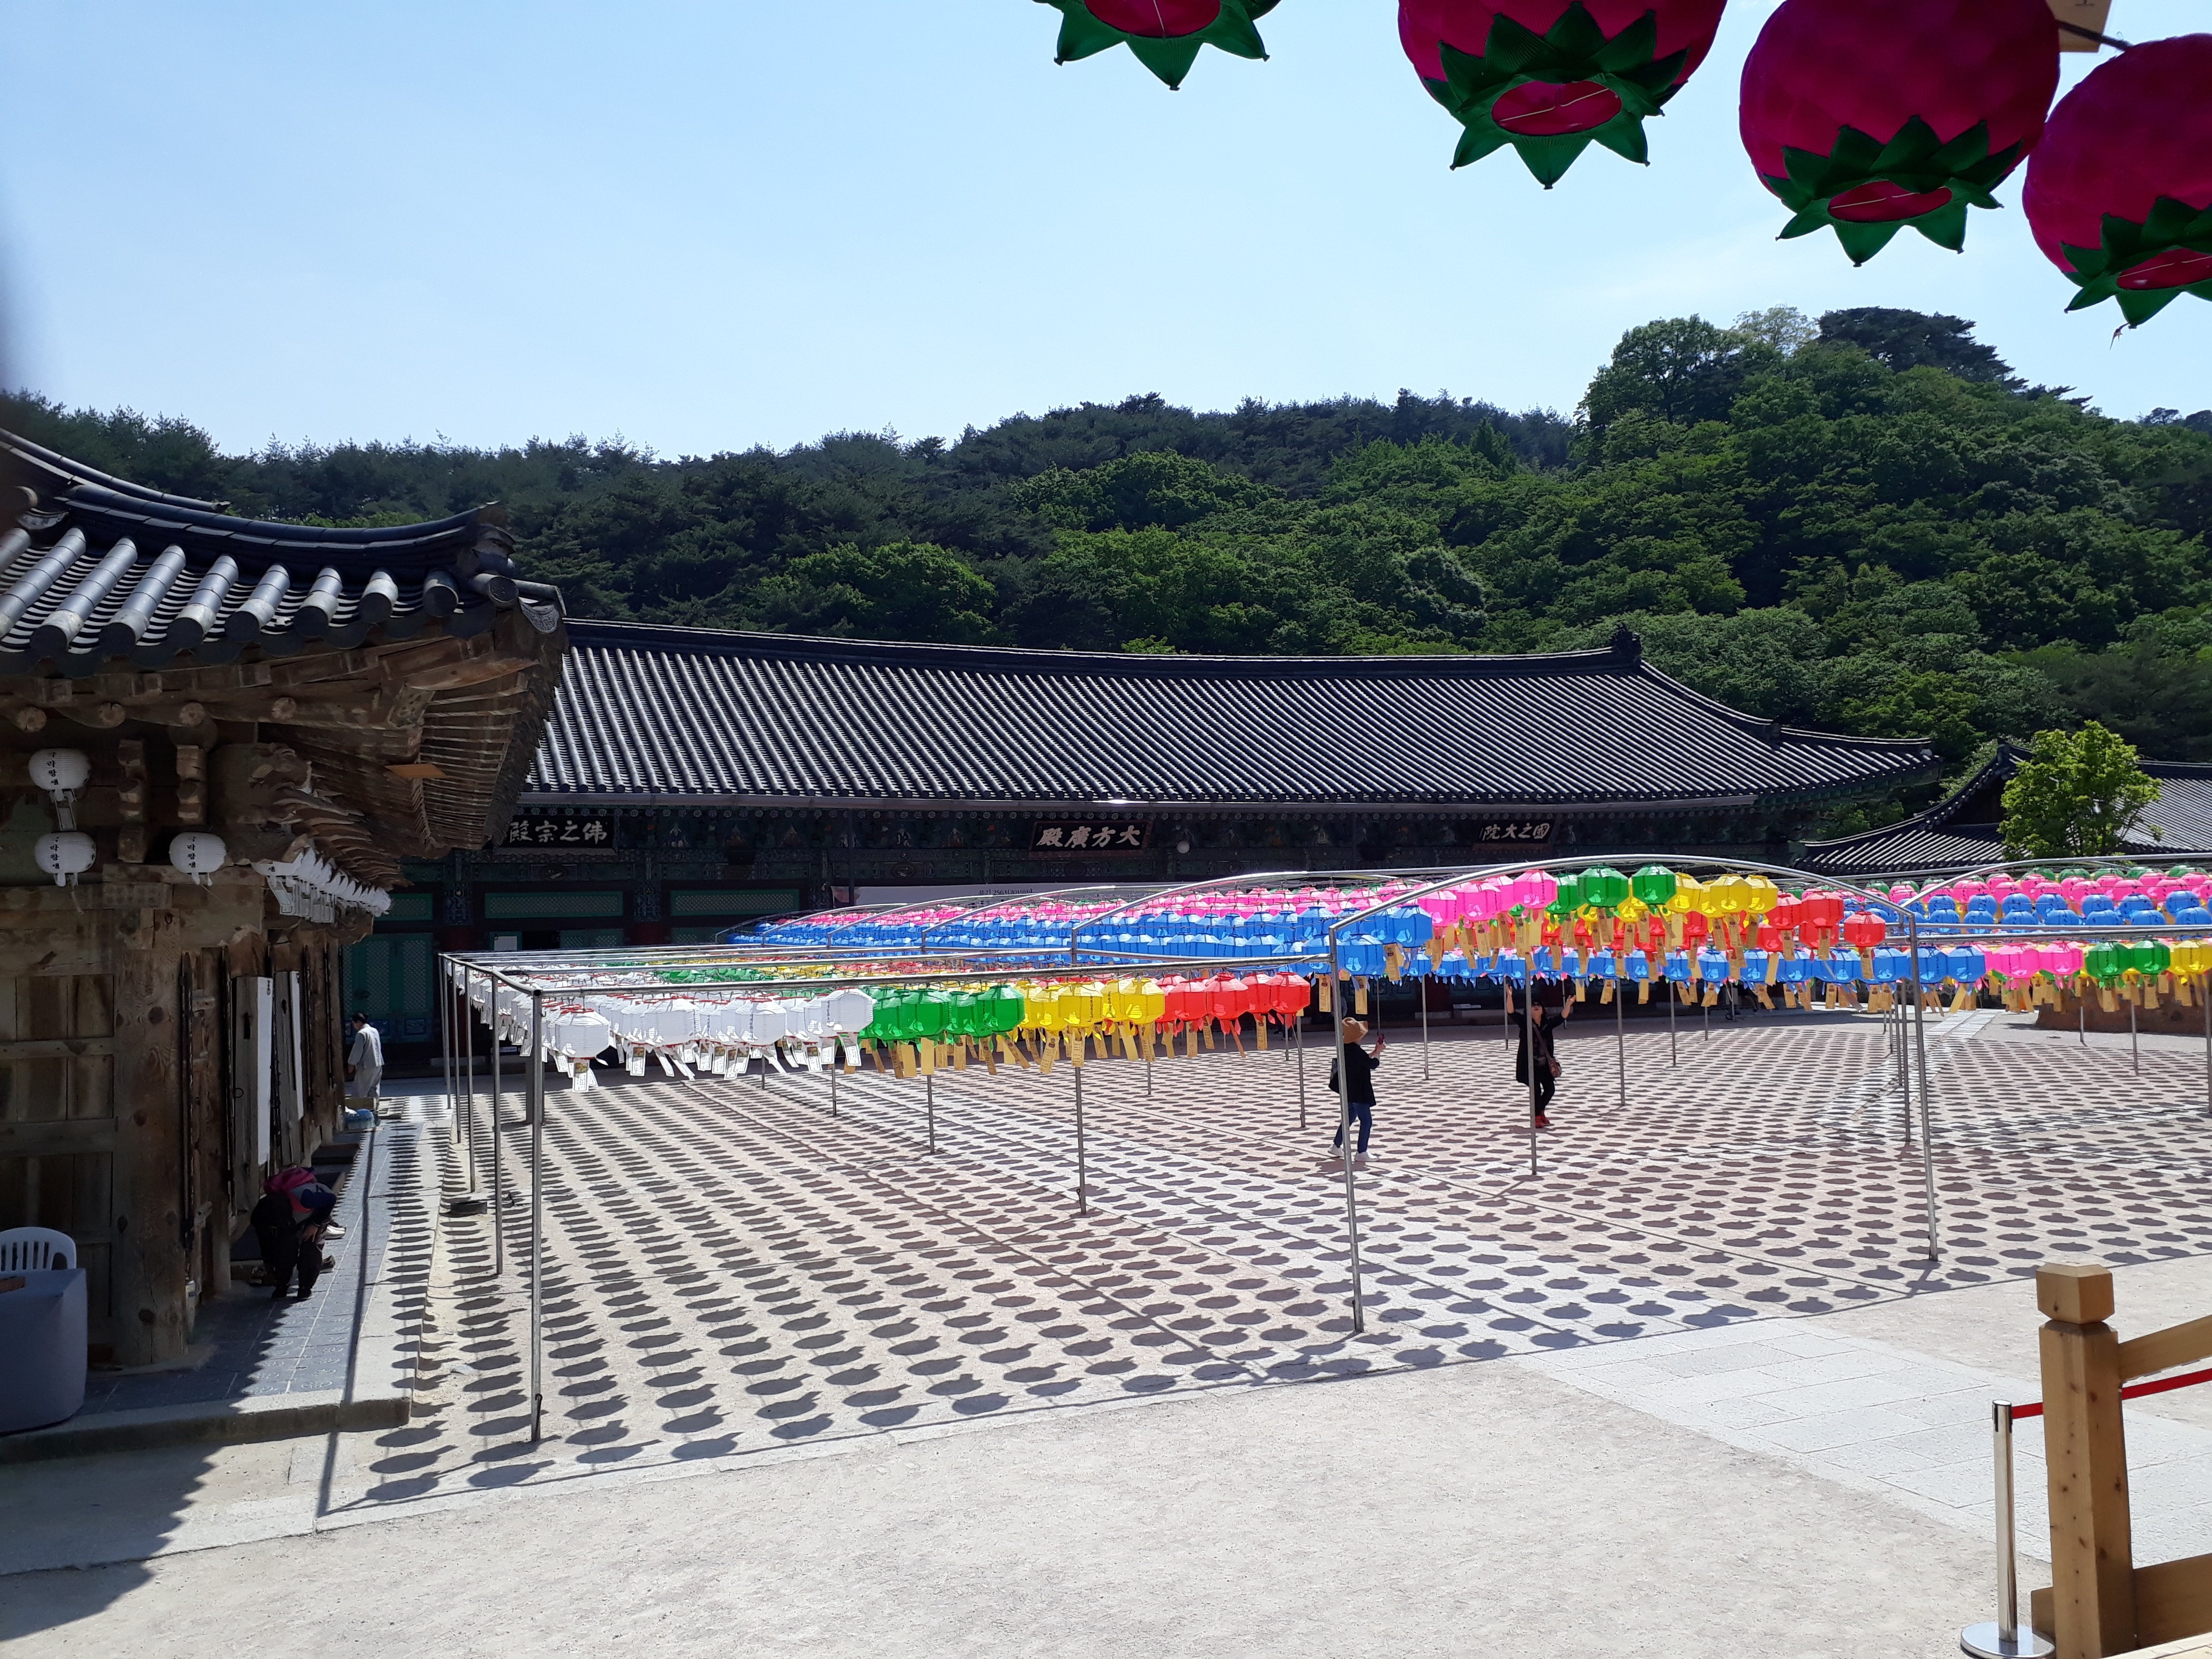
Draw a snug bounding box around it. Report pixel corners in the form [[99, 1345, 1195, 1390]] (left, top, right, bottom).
[[1327, 1017, 1385, 1166], [347, 1012, 385, 1116], [1515, 1002, 1563, 1128]]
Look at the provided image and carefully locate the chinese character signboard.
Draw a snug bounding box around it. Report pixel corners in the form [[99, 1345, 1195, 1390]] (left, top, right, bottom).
[[1474, 820, 1554, 844], [502, 814, 615, 849], [1029, 819, 1152, 856]]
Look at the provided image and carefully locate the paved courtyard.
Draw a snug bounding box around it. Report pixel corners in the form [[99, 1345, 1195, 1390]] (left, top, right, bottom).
[[10, 1006, 2212, 1659], [312, 1007, 2212, 1512]]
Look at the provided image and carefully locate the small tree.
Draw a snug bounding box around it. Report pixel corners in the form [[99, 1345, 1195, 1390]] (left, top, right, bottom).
[[2000, 722, 2160, 858]]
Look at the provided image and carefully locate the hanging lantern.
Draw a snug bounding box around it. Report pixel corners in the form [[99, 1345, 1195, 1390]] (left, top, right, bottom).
[[35, 831, 96, 887], [1739, 0, 2059, 264], [1036, 0, 1276, 90], [168, 832, 227, 886], [1630, 864, 1678, 908], [1398, 0, 1727, 185], [2022, 35, 2212, 326]]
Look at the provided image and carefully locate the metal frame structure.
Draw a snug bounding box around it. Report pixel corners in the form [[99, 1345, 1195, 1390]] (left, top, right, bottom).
[[435, 851, 2212, 1436]]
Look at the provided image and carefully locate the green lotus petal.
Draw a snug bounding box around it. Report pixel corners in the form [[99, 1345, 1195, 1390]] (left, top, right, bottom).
[[1591, 11, 1660, 72], [1127, 34, 1204, 86], [2117, 286, 2187, 326], [1927, 121, 1994, 175], [1436, 44, 1515, 108], [1545, 2, 1606, 62], [2142, 197, 2201, 243], [1513, 131, 1596, 188], [1201, 5, 1268, 60], [1605, 72, 1669, 118], [1778, 146, 1833, 200], [1452, 122, 1513, 169], [1832, 219, 1905, 265], [1873, 116, 1943, 175], [1047, 2, 1126, 63], [1830, 126, 1885, 180], [1589, 112, 1650, 164], [1909, 197, 1971, 252], [2065, 276, 2118, 310], [1778, 203, 1833, 240], [1245, 0, 1280, 16], [1482, 10, 1555, 77], [2061, 239, 2114, 279]]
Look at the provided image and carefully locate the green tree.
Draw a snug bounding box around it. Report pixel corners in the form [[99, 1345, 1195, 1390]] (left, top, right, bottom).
[[752, 542, 997, 644], [2000, 722, 2159, 856], [1580, 316, 1782, 431], [1815, 308, 2020, 386]]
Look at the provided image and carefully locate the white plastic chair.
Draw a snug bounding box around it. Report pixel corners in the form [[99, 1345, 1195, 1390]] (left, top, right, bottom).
[[0, 1227, 77, 1272]]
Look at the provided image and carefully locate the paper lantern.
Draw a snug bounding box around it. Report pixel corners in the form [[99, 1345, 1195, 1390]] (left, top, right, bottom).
[[2022, 35, 2212, 325], [169, 831, 227, 886], [1739, 0, 2059, 263], [35, 831, 95, 887], [1631, 864, 1678, 908], [1398, 0, 1725, 185], [1037, 0, 1276, 89]]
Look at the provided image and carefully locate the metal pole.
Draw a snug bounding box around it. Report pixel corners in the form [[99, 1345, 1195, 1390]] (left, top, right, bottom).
[[1327, 946, 1365, 1337], [2130, 993, 2140, 1075], [528, 988, 544, 1445], [1073, 1063, 1086, 1215], [829, 1052, 839, 1118], [1667, 978, 1678, 1066], [925, 1071, 937, 1153], [1295, 1007, 1306, 1131], [1421, 980, 1430, 1081], [491, 983, 505, 1277], [1899, 996, 1912, 1147], [2079, 988, 2086, 1044], [1961, 1401, 2053, 1658], [441, 963, 456, 1149], [462, 966, 479, 1197], [1525, 978, 1537, 1177], [1615, 970, 1625, 1108], [2203, 976, 2210, 1120], [1909, 930, 1939, 1263]]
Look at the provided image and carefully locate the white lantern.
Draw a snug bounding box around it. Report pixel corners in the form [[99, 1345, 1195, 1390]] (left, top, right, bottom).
[[169, 831, 227, 886], [35, 831, 96, 887], [28, 748, 91, 830]]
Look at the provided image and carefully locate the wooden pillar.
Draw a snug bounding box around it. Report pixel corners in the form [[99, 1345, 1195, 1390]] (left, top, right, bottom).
[[109, 908, 189, 1367], [2041, 1261, 2136, 1658]]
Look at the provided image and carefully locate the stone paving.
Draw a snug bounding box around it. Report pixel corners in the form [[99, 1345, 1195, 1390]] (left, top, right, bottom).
[[309, 1003, 2212, 1522]]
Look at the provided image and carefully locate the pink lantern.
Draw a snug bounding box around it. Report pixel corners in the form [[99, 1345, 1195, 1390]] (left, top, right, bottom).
[[2022, 35, 2212, 327], [1738, 0, 2059, 264]]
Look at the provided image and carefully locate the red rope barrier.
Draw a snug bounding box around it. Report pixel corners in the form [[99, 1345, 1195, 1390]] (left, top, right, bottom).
[[2008, 1363, 2212, 1420]]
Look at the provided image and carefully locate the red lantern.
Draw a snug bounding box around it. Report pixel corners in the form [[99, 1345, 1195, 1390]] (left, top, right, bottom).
[[1739, 0, 2059, 263], [1679, 911, 1709, 945], [1842, 912, 1887, 951], [1038, 0, 1277, 89], [1397, 0, 1727, 186], [2023, 35, 2212, 326], [1766, 895, 1802, 936], [1798, 893, 1845, 942]]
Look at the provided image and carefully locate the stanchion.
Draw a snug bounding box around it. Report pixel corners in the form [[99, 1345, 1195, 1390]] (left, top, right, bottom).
[[925, 1072, 937, 1153], [1667, 983, 1678, 1066], [1909, 935, 1939, 1262], [1073, 1064, 1087, 1215], [2131, 996, 2140, 1075], [2203, 986, 2210, 1120], [527, 988, 545, 1445], [1295, 1011, 1306, 1131], [1613, 974, 1625, 1108], [1326, 948, 1365, 1337], [1960, 1401, 2052, 1658], [1421, 984, 1430, 1081], [1525, 984, 1538, 1178], [491, 990, 505, 1277]]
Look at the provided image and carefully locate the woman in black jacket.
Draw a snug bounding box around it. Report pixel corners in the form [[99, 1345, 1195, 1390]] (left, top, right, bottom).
[[1515, 1002, 1564, 1128], [1328, 1017, 1386, 1165]]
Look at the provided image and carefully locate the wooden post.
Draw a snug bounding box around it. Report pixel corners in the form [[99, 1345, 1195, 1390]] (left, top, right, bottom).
[[109, 910, 189, 1367], [2041, 1261, 2136, 1658]]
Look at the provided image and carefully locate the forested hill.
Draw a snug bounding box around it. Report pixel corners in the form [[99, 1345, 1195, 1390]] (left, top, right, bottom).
[[11, 306, 2212, 808]]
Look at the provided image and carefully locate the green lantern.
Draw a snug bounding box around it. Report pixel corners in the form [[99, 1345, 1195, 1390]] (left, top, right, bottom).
[[1632, 864, 1678, 908], [1036, 0, 1276, 91], [2129, 939, 2172, 978], [1581, 865, 1630, 910], [1550, 870, 1585, 916], [2083, 942, 2125, 985]]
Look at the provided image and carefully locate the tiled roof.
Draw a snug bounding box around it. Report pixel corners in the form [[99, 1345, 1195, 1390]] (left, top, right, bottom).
[[0, 429, 561, 674], [525, 620, 1939, 811], [1800, 747, 2212, 874]]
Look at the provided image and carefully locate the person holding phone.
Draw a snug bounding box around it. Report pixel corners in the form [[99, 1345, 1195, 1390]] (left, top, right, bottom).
[[1516, 1002, 1564, 1128], [1327, 1017, 1386, 1166]]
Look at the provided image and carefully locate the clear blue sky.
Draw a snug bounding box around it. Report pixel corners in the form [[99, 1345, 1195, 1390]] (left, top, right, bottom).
[[1, 1, 2202, 458]]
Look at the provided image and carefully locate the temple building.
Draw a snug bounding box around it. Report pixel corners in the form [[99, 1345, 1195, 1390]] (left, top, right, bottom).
[[369, 618, 1940, 1062], [0, 432, 564, 1365], [1801, 742, 2212, 876]]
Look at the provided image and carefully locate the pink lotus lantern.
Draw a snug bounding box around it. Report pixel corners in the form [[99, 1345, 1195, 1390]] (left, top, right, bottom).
[[2023, 35, 2212, 327], [1738, 0, 2059, 264], [1397, 0, 1728, 185]]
